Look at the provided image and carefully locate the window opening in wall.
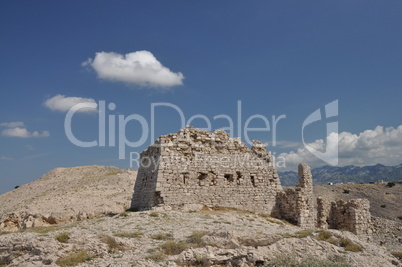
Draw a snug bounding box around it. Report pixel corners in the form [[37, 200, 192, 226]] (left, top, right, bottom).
[[224, 174, 234, 182], [250, 175, 256, 187], [236, 171, 242, 185]]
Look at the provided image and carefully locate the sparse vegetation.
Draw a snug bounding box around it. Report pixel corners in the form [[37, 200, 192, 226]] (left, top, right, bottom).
[[398, 216, 402, 220], [14, 185, 20, 189], [391, 251, 402, 260], [22, 223, 77, 234], [386, 182, 396, 188], [315, 231, 363, 252], [194, 254, 210, 266], [265, 253, 351, 267], [151, 232, 174, 240], [99, 234, 125, 253], [114, 231, 143, 238], [160, 240, 188, 255], [380, 204, 386, 208], [55, 250, 92, 266], [186, 231, 209, 247], [55, 232, 70, 243], [343, 189, 350, 194], [146, 250, 166, 262], [149, 211, 159, 217], [282, 229, 314, 239]]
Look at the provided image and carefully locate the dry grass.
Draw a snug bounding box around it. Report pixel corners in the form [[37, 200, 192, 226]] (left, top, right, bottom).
[[149, 211, 159, 217], [265, 253, 351, 267], [22, 223, 77, 234], [114, 231, 143, 238], [186, 231, 209, 247], [151, 232, 174, 240], [55, 250, 92, 266], [282, 229, 314, 238], [99, 234, 125, 253], [160, 240, 188, 255], [55, 232, 70, 243], [391, 251, 402, 260], [315, 231, 363, 252], [146, 251, 166, 262]]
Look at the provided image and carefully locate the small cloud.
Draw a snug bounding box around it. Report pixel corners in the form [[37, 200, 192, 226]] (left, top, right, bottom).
[[1, 127, 50, 138], [0, 121, 25, 128], [83, 50, 184, 88], [25, 144, 35, 150], [0, 156, 13, 160], [44, 94, 97, 113]]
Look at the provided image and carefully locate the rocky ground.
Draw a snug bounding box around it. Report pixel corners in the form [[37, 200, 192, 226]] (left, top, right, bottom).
[[0, 165, 401, 266], [0, 207, 400, 267]]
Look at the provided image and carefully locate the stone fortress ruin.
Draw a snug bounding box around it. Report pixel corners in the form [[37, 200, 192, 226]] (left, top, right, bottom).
[[130, 126, 372, 236]]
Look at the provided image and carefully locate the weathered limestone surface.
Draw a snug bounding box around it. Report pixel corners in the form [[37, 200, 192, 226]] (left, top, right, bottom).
[[276, 163, 315, 228], [130, 127, 373, 235], [131, 127, 282, 214]]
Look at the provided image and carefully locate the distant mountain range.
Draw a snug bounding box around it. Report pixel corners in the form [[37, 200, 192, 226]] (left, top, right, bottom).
[[278, 163, 402, 186]]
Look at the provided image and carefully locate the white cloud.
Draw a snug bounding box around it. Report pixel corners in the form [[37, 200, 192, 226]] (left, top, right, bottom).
[[0, 121, 25, 128], [279, 125, 402, 171], [44, 94, 97, 113], [83, 50, 184, 87], [0, 156, 13, 160], [1, 127, 50, 138]]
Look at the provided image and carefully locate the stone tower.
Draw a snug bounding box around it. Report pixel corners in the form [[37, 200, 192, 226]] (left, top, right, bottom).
[[130, 126, 282, 214]]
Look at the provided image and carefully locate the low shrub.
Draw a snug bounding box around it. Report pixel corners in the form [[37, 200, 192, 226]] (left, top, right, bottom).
[[55, 232, 70, 243], [55, 250, 91, 266], [265, 253, 351, 267], [146, 251, 166, 262], [151, 233, 174, 240], [186, 231, 209, 247], [99, 234, 125, 253], [149, 211, 159, 217], [114, 231, 143, 238], [343, 189, 350, 194], [391, 251, 402, 260], [160, 240, 187, 255], [386, 182, 396, 188]]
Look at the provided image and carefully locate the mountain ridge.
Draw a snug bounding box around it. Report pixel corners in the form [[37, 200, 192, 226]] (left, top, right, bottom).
[[279, 163, 402, 186]]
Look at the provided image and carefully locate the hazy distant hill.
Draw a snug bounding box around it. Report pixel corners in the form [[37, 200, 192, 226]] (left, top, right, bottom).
[[279, 163, 402, 186]]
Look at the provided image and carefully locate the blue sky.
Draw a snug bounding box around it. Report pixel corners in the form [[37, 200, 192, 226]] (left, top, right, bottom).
[[1, 1, 402, 193]]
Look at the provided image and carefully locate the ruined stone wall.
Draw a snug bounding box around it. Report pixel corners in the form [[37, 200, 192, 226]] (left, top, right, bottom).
[[130, 127, 373, 235], [276, 163, 315, 228], [317, 198, 372, 237], [131, 127, 282, 214], [130, 144, 161, 210]]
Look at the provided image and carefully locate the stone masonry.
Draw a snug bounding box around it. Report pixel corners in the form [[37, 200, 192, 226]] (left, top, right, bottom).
[[131, 126, 282, 214], [317, 197, 372, 238], [130, 127, 373, 233], [276, 163, 315, 228]]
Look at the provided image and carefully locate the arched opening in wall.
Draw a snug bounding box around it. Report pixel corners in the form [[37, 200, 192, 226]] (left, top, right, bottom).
[[250, 175, 256, 187], [236, 171, 242, 185], [224, 174, 234, 182]]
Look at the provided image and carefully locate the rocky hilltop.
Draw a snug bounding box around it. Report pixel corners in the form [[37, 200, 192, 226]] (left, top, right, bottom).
[[0, 165, 136, 231]]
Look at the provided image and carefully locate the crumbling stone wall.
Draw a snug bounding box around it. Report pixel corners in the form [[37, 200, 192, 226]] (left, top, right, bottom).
[[276, 163, 315, 228], [131, 126, 282, 214], [130, 127, 373, 235], [317, 198, 372, 237]]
